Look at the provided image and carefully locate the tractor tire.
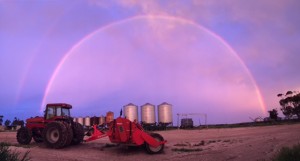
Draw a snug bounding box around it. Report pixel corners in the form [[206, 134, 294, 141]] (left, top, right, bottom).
[[32, 128, 43, 143], [16, 127, 32, 145], [145, 133, 164, 154], [33, 135, 43, 143], [71, 122, 84, 145], [42, 121, 69, 149], [61, 122, 73, 147]]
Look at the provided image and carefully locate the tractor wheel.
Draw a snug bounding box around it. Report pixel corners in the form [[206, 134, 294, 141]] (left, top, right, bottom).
[[32, 128, 43, 143], [42, 121, 69, 149], [16, 127, 32, 145], [71, 122, 84, 145], [145, 133, 164, 154], [33, 135, 43, 143], [61, 122, 73, 147]]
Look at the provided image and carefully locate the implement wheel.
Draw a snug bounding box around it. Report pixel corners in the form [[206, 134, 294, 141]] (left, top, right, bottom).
[[42, 121, 69, 149], [16, 127, 32, 145], [145, 133, 164, 154]]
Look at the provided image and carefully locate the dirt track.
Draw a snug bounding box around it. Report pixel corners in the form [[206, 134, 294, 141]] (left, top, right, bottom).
[[1, 123, 300, 161]]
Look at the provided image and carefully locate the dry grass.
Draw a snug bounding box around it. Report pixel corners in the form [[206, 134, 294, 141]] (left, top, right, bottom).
[[0, 142, 31, 161], [272, 143, 300, 161]]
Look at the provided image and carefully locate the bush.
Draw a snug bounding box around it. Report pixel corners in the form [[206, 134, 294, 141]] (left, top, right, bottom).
[[0, 142, 31, 161], [273, 144, 300, 161]]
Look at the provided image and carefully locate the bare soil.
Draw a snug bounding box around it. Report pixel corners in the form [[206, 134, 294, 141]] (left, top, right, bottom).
[[1, 123, 300, 161]]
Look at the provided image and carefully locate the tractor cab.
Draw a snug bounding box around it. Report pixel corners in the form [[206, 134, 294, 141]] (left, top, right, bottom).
[[44, 103, 72, 120]]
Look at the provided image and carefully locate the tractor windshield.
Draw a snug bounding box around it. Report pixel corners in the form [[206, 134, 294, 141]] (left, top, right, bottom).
[[46, 107, 55, 119], [61, 108, 70, 117], [56, 107, 70, 117], [46, 106, 70, 119]]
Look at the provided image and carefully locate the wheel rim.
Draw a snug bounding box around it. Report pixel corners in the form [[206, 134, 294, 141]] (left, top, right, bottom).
[[148, 137, 162, 153], [47, 127, 59, 143]]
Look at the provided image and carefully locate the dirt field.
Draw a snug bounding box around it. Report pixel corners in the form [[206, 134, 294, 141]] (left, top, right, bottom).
[[1, 123, 300, 161]]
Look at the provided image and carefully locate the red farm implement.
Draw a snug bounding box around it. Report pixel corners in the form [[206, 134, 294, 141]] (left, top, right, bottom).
[[85, 117, 166, 154]]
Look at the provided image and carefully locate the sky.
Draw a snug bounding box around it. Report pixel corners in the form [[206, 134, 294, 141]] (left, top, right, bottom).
[[0, 0, 300, 124]]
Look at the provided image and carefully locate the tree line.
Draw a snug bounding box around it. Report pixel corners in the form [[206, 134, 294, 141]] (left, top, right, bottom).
[[269, 90, 300, 120], [0, 116, 24, 127]]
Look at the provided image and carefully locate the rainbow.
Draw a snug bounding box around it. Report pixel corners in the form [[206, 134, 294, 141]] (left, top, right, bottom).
[[41, 15, 267, 114]]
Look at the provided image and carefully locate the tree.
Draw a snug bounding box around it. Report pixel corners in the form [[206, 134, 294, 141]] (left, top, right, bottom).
[[0, 115, 3, 126], [281, 106, 293, 119], [278, 91, 300, 119], [268, 109, 278, 120], [4, 119, 11, 127], [11, 117, 24, 127]]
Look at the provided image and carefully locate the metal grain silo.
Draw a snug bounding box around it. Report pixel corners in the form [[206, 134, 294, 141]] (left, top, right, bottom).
[[158, 102, 173, 124], [141, 103, 156, 124], [106, 111, 114, 123], [84, 116, 91, 126], [123, 103, 138, 122], [99, 115, 105, 125], [91, 116, 99, 125], [77, 117, 83, 125]]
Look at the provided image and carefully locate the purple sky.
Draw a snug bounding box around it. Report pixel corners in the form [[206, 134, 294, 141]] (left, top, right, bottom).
[[1, 0, 299, 124]]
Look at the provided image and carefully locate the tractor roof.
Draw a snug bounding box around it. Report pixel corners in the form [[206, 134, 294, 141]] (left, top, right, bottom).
[[46, 103, 72, 109]]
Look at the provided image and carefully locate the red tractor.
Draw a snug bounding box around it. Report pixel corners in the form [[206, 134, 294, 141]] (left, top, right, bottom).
[[16, 103, 84, 148]]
